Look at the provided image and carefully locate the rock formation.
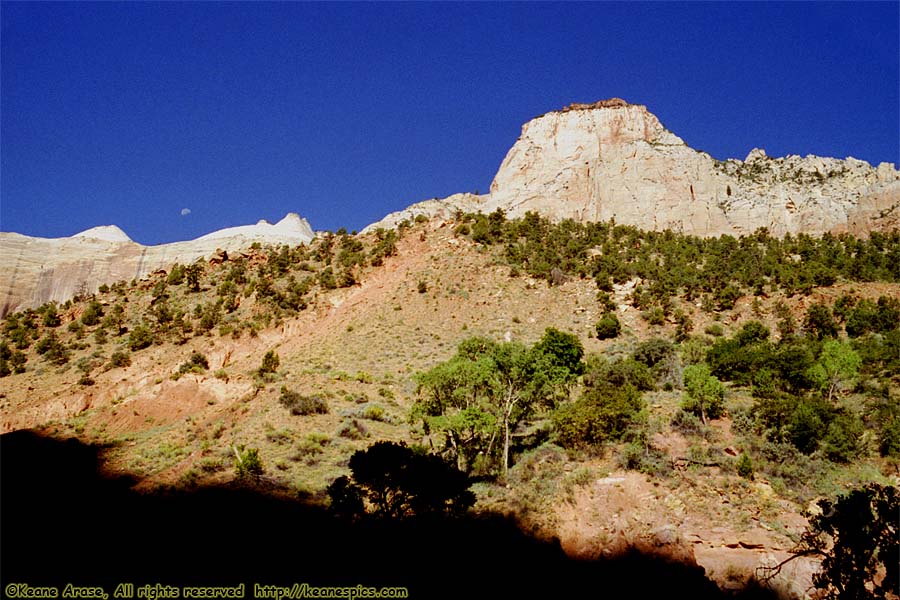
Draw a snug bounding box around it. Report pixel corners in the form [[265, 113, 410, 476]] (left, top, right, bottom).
[[0, 214, 313, 316], [365, 99, 899, 237], [5, 98, 897, 314]]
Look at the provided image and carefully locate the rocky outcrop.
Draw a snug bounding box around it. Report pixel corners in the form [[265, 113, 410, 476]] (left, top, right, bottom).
[[361, 193, 488, 233], [366, 98, 900, 237], [0, 214, 313, 316]]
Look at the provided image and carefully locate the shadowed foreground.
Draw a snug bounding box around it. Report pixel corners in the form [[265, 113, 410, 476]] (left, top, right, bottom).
[[1, 431, 778, 599]]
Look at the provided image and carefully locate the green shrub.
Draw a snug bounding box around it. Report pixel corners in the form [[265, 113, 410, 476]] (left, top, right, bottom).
[[632, 337, 674, 369], [715, 284, 742, 311], [337, 418, 369, 440], [755, 439, 825, 497], [670, 409, 705, 436], [583, 357, 654, 392], [785, 398, 828, 454], [109, 351, 131, 368], [553, 384, 643, 450], [186, 263, 203, 292], [327, 441, 474, 519], [679, 338, 707, 366], [167, 264, 186, 285], [76, 356, 94, 374], [736, 453, 754, 480], [35, 332, 69, 365], [704, 323, 724, 337], [0, 344, 11, 378], [617, 441, 672, 477], [674, 309, 693, 342], [128, 325, 154, 351], [681, 363, 725, 423], [821, 412, 865, 463], [361, 404, 385, 421], [595, 312, 621, 339], [80, 301, 104, 326], [533, 327, 585, 376], [258, 350, 280, 375], [279, 386, 329, 415], [306, 432, 331, 446], [178, 351, 209, 375], [846, 296, 900, 337], [265, 428, 293, 445], [878, 418, 900, 458], [233, 446, 264, 481], [706, 323, 774, 386], [41, 304, 61, 328], [642, 307, 665, 326], [318, 267, 337, 290], [804, 303, 838, 340], [196, 301, 223, 333], [291, 438, 324, 461], [735, 320, 770, 346], [9, 350, 26, 374]]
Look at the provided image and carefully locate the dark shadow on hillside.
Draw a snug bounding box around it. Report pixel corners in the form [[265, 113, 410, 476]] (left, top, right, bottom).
[[1, 430, 780, 599]]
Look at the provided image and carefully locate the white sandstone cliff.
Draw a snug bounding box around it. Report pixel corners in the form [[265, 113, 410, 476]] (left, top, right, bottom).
[[366, 98, 899, 237], [0, 214, 314, 316]]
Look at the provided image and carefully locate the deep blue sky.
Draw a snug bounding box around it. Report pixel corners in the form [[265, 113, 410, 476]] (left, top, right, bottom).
[[2, 2, 898, 244]]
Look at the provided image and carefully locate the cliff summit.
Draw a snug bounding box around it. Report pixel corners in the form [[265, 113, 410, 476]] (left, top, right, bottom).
[[366, 99, 899, 237]]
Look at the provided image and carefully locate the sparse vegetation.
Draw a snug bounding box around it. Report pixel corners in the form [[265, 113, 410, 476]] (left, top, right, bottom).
[[2, 211, 899, 592], [279, 386, 329, 415], [177, 351, 209, 376], [258, 350, 280, 375], [108, 351, 131, 368], [128, 325, 154, 351], [594, 312, 621, 339], [337, 418, 369, 440]]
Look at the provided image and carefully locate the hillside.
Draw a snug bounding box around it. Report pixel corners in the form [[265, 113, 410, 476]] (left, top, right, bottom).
[[5, 100, 898, 321], [2, 213, 898, 596]]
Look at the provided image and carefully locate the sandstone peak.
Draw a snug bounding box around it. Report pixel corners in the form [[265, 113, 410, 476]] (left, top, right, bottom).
[[745, 148, 768, 162], [71, 225, 132, 243], [366, 98, 899, 239], [195, 213, 314, 243], [277, 212, 311, 229]]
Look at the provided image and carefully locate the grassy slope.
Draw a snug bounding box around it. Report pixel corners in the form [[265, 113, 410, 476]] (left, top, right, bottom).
[[1, 218, 897, 594]]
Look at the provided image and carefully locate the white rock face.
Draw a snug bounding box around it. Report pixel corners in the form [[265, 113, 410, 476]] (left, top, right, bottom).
[[361, 193, 488, 233], [72, 225, 132, 243], [0, 214, 314, 316], [369, 98, 900, 238], [196, 213, 314, 243]]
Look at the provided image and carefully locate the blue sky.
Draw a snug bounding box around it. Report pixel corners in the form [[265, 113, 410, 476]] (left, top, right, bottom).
[[2, 2, 897, 244]]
